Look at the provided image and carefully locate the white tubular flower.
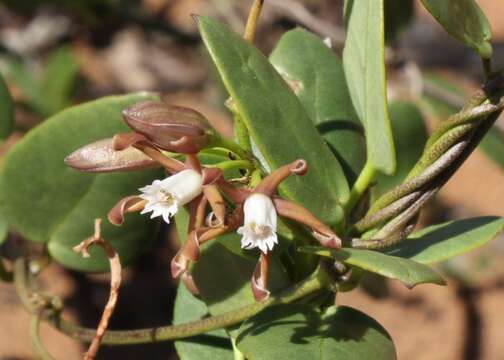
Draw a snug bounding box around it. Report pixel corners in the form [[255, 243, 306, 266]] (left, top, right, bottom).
[[139, 169, 203, 223], [237, 193, 278, 254]]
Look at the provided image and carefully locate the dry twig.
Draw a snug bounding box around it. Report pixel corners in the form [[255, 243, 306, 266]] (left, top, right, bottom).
[[73, 219, 122, 360]]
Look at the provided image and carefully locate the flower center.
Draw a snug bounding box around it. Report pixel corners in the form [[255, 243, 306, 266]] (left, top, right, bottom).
[[250, 222, 271, 238], [157, 189, 175, 205]]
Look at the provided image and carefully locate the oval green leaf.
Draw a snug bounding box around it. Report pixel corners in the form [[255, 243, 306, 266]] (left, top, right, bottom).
[[270, 28, 366, 186], [0, 73, 14, 141], [343, 0, 396, 175], [373, 102, 427, 199], [387, 217, 504, 264], [197, 16, 349, 226], [236, 304, 396, 360], [0, 94, 163, 272], [299, 246, 445, 288], [420, 0, 493, 58], [174, 284, 234, 360]]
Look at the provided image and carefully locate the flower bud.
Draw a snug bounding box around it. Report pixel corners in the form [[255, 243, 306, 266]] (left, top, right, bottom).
[[65, 138, 158, 173], [122, 101, 213, 153]]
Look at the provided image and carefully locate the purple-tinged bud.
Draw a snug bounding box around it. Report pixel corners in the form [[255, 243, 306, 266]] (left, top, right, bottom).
[[122, 101, 213, 154], [64, 138, 158, 173]]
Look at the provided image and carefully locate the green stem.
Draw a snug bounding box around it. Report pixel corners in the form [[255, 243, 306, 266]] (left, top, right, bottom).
[[30, 310, 56, 360], [234, 115, 252, 153], [232, 337, 246, 360], [212, 160, 253, 172], [343, 162, 376, 215], [250, 169, 262, 187], [210, 136, 249, 160], [14, 258, 332, 345]]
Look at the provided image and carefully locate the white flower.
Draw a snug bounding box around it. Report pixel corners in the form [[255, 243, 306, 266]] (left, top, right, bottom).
[[237, 193, 278, 254], [139, 169, 203, 223]]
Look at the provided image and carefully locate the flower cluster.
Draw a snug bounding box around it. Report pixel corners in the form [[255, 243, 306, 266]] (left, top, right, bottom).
[[65, 100, 341, 301]]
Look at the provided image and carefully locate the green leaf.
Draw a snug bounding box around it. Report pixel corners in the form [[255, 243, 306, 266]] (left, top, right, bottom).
[[269, 29, 366, 186], [197, 16, 349, 226], [6, 47, 79, 118], [39, 47, 80, 116], [192, 241, 290, 318], [0, 215, 8, 246], [236, 304, 396, 360], [421, 74, 504, 170], [0, 94, 163, 272], [299, 246, 445, 288], [0, 73, 14, 141], [174, 285, 234, 360], [343, 0, 396, 175], [373, 102, 427, 199], [420, 0, 493, 58], [387, 217, 504, 264]]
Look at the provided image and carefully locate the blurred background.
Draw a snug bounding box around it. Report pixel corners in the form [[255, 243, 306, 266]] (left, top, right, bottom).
[[0, 0, 503, 359]]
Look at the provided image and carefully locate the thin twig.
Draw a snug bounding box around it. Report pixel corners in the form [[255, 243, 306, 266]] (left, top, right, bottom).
[[73, 219, 122, 360]]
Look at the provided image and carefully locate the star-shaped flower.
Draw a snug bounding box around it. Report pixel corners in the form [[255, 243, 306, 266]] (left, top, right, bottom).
[[139, 169, 203, 224]]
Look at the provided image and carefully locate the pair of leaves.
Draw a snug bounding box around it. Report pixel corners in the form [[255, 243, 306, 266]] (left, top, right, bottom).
[[269, 29, 366, 186], [301, 217, 504, 288], [0, 94, 163, 272], [197, 16, 349, 226]]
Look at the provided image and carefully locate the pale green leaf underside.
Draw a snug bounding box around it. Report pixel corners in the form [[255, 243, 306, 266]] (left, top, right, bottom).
[[343, 0, 396, 174], [388, 217, 504, 264], [300, 246, 445, 288]]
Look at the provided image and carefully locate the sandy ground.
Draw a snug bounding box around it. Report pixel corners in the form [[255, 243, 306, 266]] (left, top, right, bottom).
[[1, 0, 504, 359]]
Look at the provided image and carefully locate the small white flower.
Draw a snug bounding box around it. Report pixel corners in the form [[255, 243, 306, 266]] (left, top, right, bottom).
[[139, 169, 203, 223], [323, 37, 332, 48], [237, 193, 278, 254]]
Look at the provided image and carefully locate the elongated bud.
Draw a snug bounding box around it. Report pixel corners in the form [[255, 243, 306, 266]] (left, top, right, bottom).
[[65, 138, 158, 173], [122, 101, 213, 153], [251, 253, 270, 301]]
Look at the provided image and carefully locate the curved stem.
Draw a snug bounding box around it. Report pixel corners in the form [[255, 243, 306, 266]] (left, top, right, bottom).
[[30, 309, 56, 360], [14, 258, 332, 345], [212, 160, 254, 172], [209, 136, 249, 160], [244, 0, 264, 43], [343, 162, 376, 215], [232, 337, 246, 360]]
